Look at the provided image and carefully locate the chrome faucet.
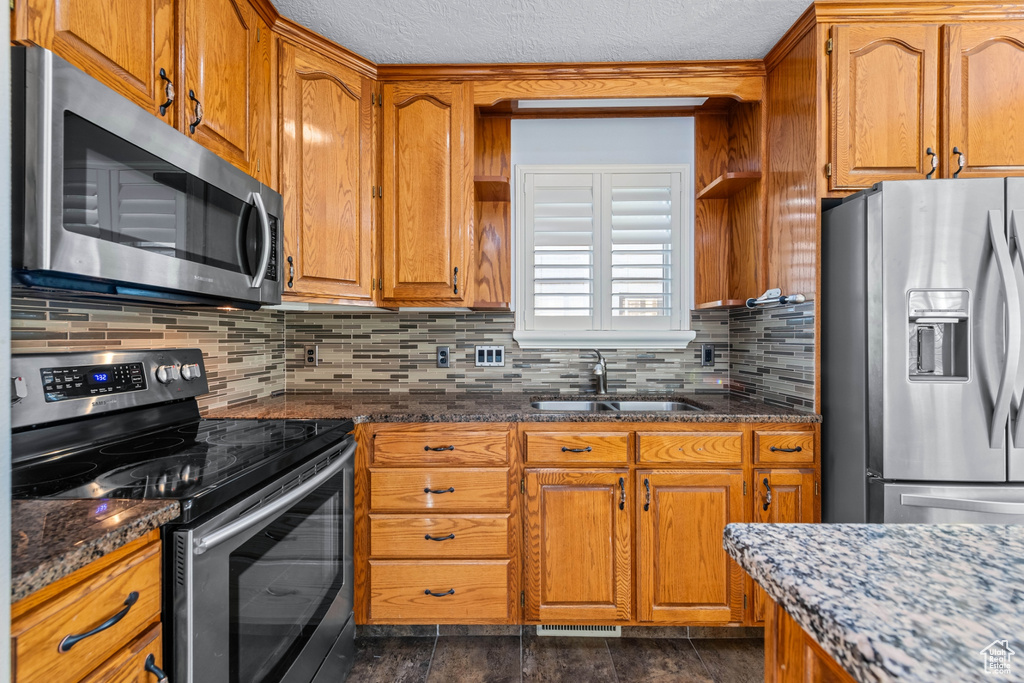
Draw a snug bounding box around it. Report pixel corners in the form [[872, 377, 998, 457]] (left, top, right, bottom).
[[586, 349, 608, 394]]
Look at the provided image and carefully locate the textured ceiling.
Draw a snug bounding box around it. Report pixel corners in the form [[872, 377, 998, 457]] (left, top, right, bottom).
[[272, 0, 811, 64]]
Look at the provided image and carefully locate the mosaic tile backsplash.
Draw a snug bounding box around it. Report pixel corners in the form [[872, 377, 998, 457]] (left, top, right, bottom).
[[11, 295, 286, 412], [286, 310, 732, 396], [11, 295, 816, 412], [728, 301, 815, 410]]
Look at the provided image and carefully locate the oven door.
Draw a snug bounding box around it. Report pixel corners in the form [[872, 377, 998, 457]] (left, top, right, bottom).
[[172, 439, 354, 683], [15, 47, 282, 307]]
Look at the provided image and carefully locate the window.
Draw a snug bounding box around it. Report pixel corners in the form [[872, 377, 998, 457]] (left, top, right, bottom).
[[514, 165, 695, 348]]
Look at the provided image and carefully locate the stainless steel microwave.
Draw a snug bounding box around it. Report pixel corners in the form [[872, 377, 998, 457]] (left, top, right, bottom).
[[11, 47, 282, 309]]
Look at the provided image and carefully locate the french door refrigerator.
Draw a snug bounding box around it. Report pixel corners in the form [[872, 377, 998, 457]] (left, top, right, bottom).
[[822, 178, 1024, 523]]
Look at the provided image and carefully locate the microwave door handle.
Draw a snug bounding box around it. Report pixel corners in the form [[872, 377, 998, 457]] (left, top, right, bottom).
[[1011, 209, 1024, 447], [193, 439, 355, 555], [249, 191, 272, 289], [901, 493, 1024, 516], [989, 209, 1019, 449]]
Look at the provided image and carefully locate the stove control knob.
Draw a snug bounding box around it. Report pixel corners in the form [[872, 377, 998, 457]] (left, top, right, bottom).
[[156, 364, 180, 385], [181, 363, 202, 381]]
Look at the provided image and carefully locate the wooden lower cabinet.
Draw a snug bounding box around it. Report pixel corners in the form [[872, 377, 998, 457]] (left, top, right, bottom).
[[523, 469, 632, 622], [637, 470, 745, 624], [765, 598, 855, 683], [11, 531, 163, 683], [81, 624, 164, 683], [356, 421, 820, 628], [752, 469, 818, 624]]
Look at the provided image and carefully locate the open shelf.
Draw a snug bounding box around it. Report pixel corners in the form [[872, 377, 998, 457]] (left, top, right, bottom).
[[695, 171, 761, 200], [694, 299, 749, 310], [474, 175, 511, 202]]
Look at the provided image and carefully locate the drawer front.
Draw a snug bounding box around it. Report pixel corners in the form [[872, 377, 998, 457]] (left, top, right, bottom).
[[638, 432, 744, 464], [81, 623, 163, 683], [370, 514, 510, 558], [369, 560, 510, 622], [373, 429, 508, 466], [370, 468, 509, 512], [524, 432, 629, 464], [755, 431, 816, 464], [12, 543, 162, 683]]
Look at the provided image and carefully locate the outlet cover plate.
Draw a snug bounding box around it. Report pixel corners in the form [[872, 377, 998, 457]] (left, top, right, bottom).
[[436, 346, 450, 368]]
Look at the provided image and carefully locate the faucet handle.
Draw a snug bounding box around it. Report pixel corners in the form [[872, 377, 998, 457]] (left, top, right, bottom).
[[586, 349, 606, 365]]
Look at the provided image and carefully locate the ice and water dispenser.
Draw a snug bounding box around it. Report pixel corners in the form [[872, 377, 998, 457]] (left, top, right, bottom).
[[907, 289, 970, 381]]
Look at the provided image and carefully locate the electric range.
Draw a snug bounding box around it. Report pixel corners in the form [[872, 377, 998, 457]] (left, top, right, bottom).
[[11, 349, 357, 683]]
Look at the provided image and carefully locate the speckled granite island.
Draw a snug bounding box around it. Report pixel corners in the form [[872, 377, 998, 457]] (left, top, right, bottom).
[[11, 499, 179, 602], [724, 523, 1024, 683], [206, 391, 820, 423]]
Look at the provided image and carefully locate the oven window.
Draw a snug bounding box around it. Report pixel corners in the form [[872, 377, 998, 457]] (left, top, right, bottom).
[[62, 112, 262, 276], [229, 476, 345, 683]]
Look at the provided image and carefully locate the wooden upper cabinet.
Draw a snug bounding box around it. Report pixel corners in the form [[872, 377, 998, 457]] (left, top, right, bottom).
[[381, 82, 473, 305], [279, 41, 374, 300], [636, 470, 745, 624], [524, 469, 631, 622], [180, 0, 271, 183], [943, 22, 1024, 178], [13, 0, 176, 125], [830, 24, 940, 190]]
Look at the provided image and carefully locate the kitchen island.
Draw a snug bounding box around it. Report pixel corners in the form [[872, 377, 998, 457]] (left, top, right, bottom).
[[724, 523, 1024, 682]]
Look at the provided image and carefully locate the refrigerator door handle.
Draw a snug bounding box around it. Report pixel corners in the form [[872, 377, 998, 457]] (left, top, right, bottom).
[[988, 209, 1020, 449], [1010, 209, 1024, 447], [901, 493, 1024, 515]]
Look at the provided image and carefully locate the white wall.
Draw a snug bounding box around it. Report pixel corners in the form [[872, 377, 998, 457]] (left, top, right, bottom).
[[510, 116, 696, 310]]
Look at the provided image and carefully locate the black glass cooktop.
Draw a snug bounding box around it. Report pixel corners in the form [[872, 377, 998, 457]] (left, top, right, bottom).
[[12, 418, 353, 522]]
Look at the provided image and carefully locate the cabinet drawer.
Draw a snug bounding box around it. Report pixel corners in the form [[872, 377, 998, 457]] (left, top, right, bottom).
[[369, 560, 510, 622], [12, 542, 162, 683], [370, 468, 509, 512], [81, 623, 163, 683], [370, 514, 510, 558], [638, 432, 743, 464], [373, 429, 508, 466], [524, 432, 629, 464], [754, 431, 816, 464]]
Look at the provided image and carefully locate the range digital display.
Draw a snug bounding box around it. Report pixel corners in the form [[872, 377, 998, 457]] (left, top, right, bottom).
[[92, 372, 109, 383], [41, 362, 146, 402]]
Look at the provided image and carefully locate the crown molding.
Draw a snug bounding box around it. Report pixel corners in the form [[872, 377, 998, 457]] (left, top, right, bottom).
[[376, 60, 766, 82]]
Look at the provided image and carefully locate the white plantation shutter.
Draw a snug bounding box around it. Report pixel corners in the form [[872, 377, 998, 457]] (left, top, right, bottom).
[[516, 165, 693, 348]]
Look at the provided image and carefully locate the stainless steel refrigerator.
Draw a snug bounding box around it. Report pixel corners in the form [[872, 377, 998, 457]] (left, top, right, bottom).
[[822, 178, 1024, 523]]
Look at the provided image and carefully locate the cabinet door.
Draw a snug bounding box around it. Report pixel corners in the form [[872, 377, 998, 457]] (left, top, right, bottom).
[[14, 0, 176, 124], [944, 22, 1024, 178], [524, 469, 631, 622], [830, 24, 940, 190], [279, 42, 374, 300], [637, 470, 745, 624], [181, 0, 271, 183], [381, 82, 472, 304], [751, 469, 817, 624]]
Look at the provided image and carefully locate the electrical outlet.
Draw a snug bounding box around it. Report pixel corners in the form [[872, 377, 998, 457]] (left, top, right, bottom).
[[304, 344, 319, 366], [475, 345, 505, 367], [701, 343, 715, 367], [436, 346, 450, 368]]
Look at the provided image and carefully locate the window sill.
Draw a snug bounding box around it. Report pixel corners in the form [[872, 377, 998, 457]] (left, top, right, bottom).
[[512, 329, 697, 350]]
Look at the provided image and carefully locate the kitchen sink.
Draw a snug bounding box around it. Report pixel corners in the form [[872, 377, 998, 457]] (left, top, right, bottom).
[[529, 399, 702, 412]]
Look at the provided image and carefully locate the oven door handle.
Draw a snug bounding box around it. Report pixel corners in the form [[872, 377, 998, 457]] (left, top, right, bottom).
[[249, 191, 272, 290], [193, 439, 355, 555]]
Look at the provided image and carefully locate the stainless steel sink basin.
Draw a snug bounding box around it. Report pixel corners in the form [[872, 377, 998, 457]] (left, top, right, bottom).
[[607, 401, 702, 412], [529, 400, 617, 411], [529, 399, 702, 412]]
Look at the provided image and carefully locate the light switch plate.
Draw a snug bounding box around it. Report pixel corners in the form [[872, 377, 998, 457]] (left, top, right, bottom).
[[701, 344, 715, 367], [475, 345, 505, 367]]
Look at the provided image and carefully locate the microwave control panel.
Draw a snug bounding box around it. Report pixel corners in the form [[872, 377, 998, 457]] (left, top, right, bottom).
[[40, 363, 147, 402]]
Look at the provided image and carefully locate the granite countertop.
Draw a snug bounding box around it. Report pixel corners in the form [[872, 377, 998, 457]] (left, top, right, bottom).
[[205, 392, 819, 424], [11, 499, 180, 603], [723, 523, 1024, 683]]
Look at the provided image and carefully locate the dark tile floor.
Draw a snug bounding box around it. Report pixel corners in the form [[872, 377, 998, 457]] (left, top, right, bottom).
[[349, 634, 763, 682]]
